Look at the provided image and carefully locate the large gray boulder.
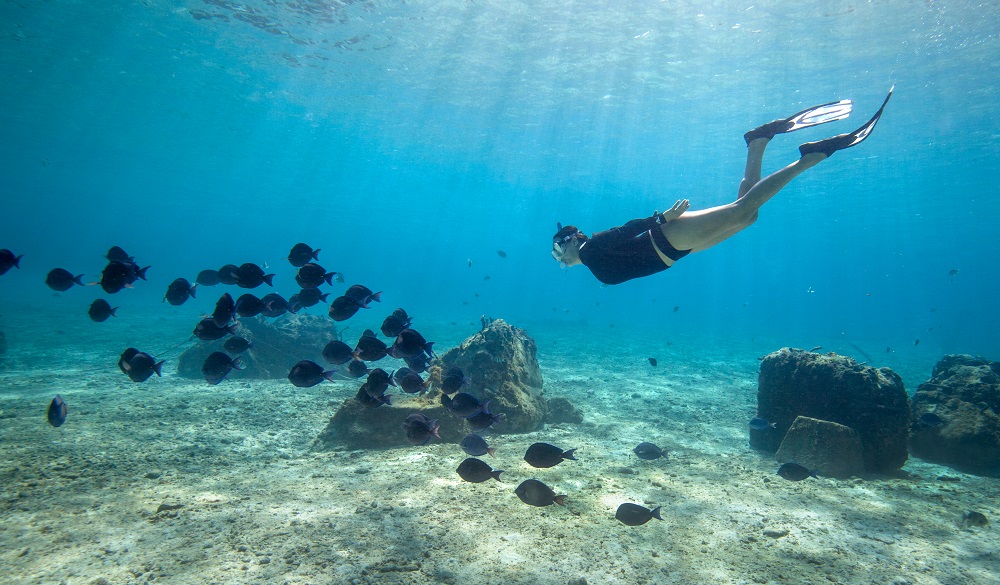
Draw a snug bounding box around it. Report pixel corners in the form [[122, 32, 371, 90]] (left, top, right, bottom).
[[434, 318, 546, 433], [753, 348, 909, 474], [775, 416, 866, 479], [909, 354, 1000, 476], [176, 314, 339, 379], [315, 319, 549, 449]]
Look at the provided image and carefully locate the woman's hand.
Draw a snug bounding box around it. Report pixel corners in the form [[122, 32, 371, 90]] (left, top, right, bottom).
[[659, 199, 690, 222]]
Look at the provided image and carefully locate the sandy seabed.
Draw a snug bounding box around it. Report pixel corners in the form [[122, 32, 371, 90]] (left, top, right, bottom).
[[1, 313, 997, 585]]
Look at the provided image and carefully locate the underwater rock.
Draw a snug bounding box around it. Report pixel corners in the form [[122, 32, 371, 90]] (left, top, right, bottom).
[[753, 348, 909, 474], [315, 319, 546, 449], [544, 396, 583, 424], [433, 318, 545, 433], [909, 354, 1000, 476], [314, 397, 465, 450], [775, 416, 866, 479], [176, 314, 339, 379]]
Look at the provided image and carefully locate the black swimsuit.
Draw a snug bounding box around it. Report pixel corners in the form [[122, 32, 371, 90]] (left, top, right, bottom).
[[578, 216, 691, 285]]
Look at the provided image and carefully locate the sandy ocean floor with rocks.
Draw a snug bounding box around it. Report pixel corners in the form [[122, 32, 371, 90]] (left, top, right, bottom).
[[1, 308, 997, 585]]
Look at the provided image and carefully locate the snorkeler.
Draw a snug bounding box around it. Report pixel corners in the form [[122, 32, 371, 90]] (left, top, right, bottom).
[[552, 87, 894, 285]]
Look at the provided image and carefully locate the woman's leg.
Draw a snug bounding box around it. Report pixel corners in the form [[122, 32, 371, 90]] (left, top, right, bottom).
[[662, 151, 826, 252], [738, 137, 768, 199]]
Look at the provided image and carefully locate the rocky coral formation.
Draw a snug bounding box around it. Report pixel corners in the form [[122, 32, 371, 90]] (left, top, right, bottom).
[[176, 314, 339, 379], [753, 348, 909, 474], [315, 319, 551, 449], [909, 354, 1000, 476], [775, 416, 866, 479], [434, 319, 546, 433]]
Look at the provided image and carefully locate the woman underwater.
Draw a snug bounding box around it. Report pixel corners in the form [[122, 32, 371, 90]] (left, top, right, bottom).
[[552, 87, 894, 285]]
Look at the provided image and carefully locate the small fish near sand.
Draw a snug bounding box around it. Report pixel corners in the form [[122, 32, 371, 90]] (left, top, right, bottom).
[[322, 340, 354, 365], [524, 442, 577, 468], [47, 395, 67, 427], [962, 511, 989, 528], [648, 357, 657, 366], [194, 318, 237, 341], [776, 462, 817, 482], [456, 457, 503, 483], [442, 392, 488, 418], [460, 433, 495, 457], [223, 337, 252, 354], [202, 351, 242, 385], [514, 479, 565, 507], [287, 360, 336, 388], [402, 413, 440, 446], [118, 348, 164, 383], [749, 417, 778, 431], [632, 442, 666, 460], [88, 299, 117, 322], [615, 503, 662, 526]]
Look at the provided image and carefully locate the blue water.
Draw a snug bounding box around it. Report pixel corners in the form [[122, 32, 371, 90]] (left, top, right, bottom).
[[3, 1, 997, 367]]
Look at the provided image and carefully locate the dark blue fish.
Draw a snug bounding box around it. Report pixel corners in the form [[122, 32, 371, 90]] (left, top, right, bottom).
[[202, 351, 242, 385], [749, 417, 777, 431], [294, 287, 328, 308], [515, 479, 565, 506], [442, 392, 488, 418], [404, 353, 432, 374], [164, 278, 197, 306], [460, 433, 495, 457], [212, 293, 236, 327], [259, 293, 289, 318], [196, 269, 221, 286], [47, 395, 67, 427], [105, 246, 133, 263], [440, 367, 468, 395], [295, 262, 335, 288], [288, 243, 320, 268], [88, 299, 117, 322], [344, 284, 381, 307], [615, 503, 662, 526], [648, 357, 657, 366], [632, 442, 666, 460], [217, 264, 240, 285], [98, 261, 133, 294], [402, 413, 440, 446], [393, 367, 430, 395], [0, 249, 23, 275], [287, 360, 335, 388], [223, 337, 252, 354], [777, 462, 817, 481], [193, 318, 237, 341], [362, 368, 395, 398], [465, 409, 502, 431], [234, 293, 264, 318], [45, 268, 84, 292], [118, 348, 164, 383], [456, 458, 503, 483], [234, 262, 274, 288], [354, 330, 389, 361], [323, 340, 354, 365], [345, 359, 369, 378], [524, 442, 577, 468], [380, 308, 411, 338], [389, 328, 435, 359], [328, 295, 363, 321], [355, 385, 391, 408]]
